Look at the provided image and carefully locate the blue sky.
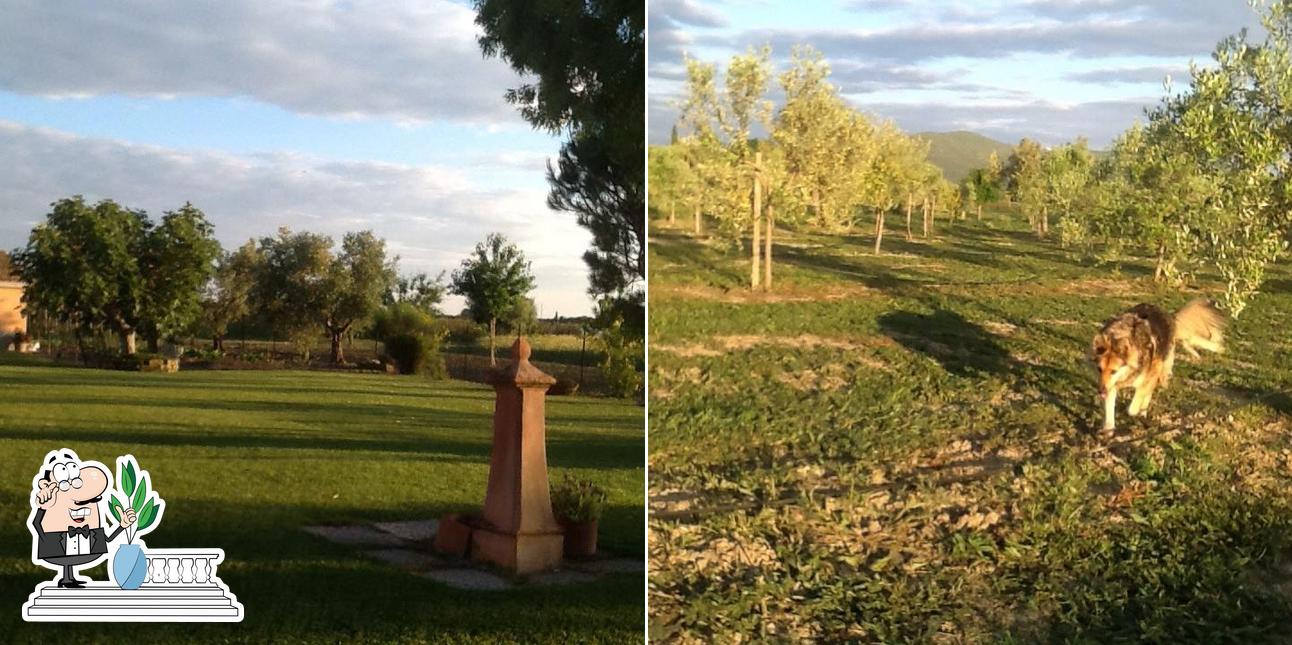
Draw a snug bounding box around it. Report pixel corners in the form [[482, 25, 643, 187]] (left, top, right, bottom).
[[0, 0, 595, 317], [649, 0, 1263, 147]]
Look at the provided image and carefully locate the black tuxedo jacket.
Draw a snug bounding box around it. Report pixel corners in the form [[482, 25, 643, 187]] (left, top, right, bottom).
[[32, 508, 122, 560]]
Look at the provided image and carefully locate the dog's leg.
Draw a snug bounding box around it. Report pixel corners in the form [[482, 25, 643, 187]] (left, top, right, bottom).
[[1132, 382, 1157, 417], [1103, 388, 1117, 432], [1140, 382, 1156, 415], [1128, 386, 1145, 417], [1180, 342, 1201, 359]]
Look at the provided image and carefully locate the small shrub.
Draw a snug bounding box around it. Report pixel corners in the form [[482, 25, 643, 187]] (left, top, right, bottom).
[[371, 302, 437, 339], [371, 303, 448, 377], [183, 347, 223, 361], [239, 350, 273, 363], [535, 319, 584, 336], [84, 351, 171, 371], [599, 318, 643, 398], [287, 330, 315, 362], [384, 333, 447, 378], [550, 475, 607, 523], [550, 376, 580, 396], [441, 317, 485, 344]]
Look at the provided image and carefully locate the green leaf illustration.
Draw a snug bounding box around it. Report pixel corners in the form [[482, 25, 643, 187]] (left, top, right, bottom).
[[138, 499, 159, 532], [122, 461, 137, 498], [131, 474, 148, 513], [109, 496, 123, 523]]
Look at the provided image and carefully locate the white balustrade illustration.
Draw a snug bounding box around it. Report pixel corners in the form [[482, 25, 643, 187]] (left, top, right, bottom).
[[23, 548, 244, 622]]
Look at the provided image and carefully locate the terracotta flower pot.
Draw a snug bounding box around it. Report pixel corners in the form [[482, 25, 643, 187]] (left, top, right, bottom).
[[561, 519, 598, 559]]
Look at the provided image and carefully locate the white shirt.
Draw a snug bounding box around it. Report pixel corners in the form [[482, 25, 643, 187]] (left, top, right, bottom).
[[65, 531, 90, 556]]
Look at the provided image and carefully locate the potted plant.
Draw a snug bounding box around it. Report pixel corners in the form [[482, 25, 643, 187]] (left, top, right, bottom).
[[107, 457, 164, 589], [550, 475, 607, 559]]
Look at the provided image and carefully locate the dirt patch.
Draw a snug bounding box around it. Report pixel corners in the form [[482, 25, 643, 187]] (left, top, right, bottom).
[[1033, 318, 1082, 326], [1010, 350, 1047, 367], [715, 333, 898, 353], [650, 489, 704, 515], [982, 321, 1019, 337], [651, 283, 875, 303], [650, 343, 722, 358], [649, 385, 673, 401], [649, 365, 708, 401], [1054, 278, 1145, 297], [776, 368, 849, 392]]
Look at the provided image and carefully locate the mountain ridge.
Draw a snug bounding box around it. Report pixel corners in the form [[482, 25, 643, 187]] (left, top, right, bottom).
[[914, 130, 1015, 183]]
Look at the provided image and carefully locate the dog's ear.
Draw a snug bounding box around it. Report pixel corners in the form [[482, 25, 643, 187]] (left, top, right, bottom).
[[1090, 336, 1108, 361]]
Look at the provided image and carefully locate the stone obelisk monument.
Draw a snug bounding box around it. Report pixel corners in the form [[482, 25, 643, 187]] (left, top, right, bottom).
[[465, 336, 564, 574]]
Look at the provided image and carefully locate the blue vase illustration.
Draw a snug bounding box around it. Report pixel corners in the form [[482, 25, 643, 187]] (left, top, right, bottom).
[[113, 542, 148, 589]]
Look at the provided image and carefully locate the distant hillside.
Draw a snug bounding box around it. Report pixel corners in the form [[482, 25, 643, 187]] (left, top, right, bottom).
[[915, 131, 1015, 183]]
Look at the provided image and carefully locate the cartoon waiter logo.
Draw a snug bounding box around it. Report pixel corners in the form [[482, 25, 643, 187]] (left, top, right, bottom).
[[29, 450, 136, 588], [22, 448, 243, 622]]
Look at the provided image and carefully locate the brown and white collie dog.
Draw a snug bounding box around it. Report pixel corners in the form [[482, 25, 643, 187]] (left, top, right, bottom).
[[1091, 299, 1225, 432]]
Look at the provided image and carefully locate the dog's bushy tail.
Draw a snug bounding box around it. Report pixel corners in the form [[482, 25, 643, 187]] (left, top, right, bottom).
[[1174, 298, 1225, 354]]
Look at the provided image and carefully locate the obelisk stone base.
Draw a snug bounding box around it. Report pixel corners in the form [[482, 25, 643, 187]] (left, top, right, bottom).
[[470, 523, 564, 575]]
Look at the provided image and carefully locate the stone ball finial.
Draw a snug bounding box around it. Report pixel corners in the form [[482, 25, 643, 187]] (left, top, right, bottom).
[[513, 336, 532, 362]]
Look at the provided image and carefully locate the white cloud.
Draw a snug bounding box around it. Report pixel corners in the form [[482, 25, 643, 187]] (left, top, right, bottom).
[[0, 121, 595, 315], [0, 0, 528, 125]]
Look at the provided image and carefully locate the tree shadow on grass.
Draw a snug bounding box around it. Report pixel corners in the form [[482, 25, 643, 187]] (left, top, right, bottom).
[[878, 309, 1013, 377], [0, 422, 640, 471], [650, 228, 745, 289], [776, 243, 910, 290], [0, 499, 645, 642], [1263, 277, 1292, 293]]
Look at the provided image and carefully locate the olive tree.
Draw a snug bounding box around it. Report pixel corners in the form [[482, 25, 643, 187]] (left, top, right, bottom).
[[15, 197, 219, 356], [203, 240, 261, 351], [449, 233, 537, 365]]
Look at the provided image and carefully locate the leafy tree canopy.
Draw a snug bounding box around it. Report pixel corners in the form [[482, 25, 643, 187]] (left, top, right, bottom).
[[474, 0, 644, 307], [449, 232, 536, 363]]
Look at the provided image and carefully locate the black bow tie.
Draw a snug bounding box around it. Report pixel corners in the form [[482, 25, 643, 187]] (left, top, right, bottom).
[[67, 526, 91, 539]]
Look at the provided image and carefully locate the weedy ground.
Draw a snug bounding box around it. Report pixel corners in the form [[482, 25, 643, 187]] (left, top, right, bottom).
[[0, 362, 643, 643], [648, 209, 1292, 643]]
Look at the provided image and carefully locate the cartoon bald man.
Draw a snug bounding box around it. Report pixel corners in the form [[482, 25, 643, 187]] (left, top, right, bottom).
[[29, 449, 136, 588]]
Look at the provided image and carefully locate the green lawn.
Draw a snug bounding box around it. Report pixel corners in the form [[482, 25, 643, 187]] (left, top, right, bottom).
[[649, 211, 1292, 642], [0, 361, 644, 643], [207, 332, 607, 367], [448, 333, 608, 367]]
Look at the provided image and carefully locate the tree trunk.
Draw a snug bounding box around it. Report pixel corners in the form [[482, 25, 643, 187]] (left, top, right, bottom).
[[119, 329, 136, 355], [1154, 243, 1168, 282], [977, 204, 982, 221], [1040, 205, 1049, 238], [693, 205, 701, 235], [489, 317, 497, 366], [76, 329, 88, 365], [147, 335, 159, 353], [213, 335, 223, 352], [751, 153, 762, 291], [922, 197, 930, 238], [873, 210, 885, 255], [669, 200, 675, 224], [330, 329, 346, 364], [905, 193, 913, 241], [764, 203, 774, 290]]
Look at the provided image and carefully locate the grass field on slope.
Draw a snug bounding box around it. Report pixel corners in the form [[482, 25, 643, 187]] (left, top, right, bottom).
[[648, 209, 1292, 642]]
